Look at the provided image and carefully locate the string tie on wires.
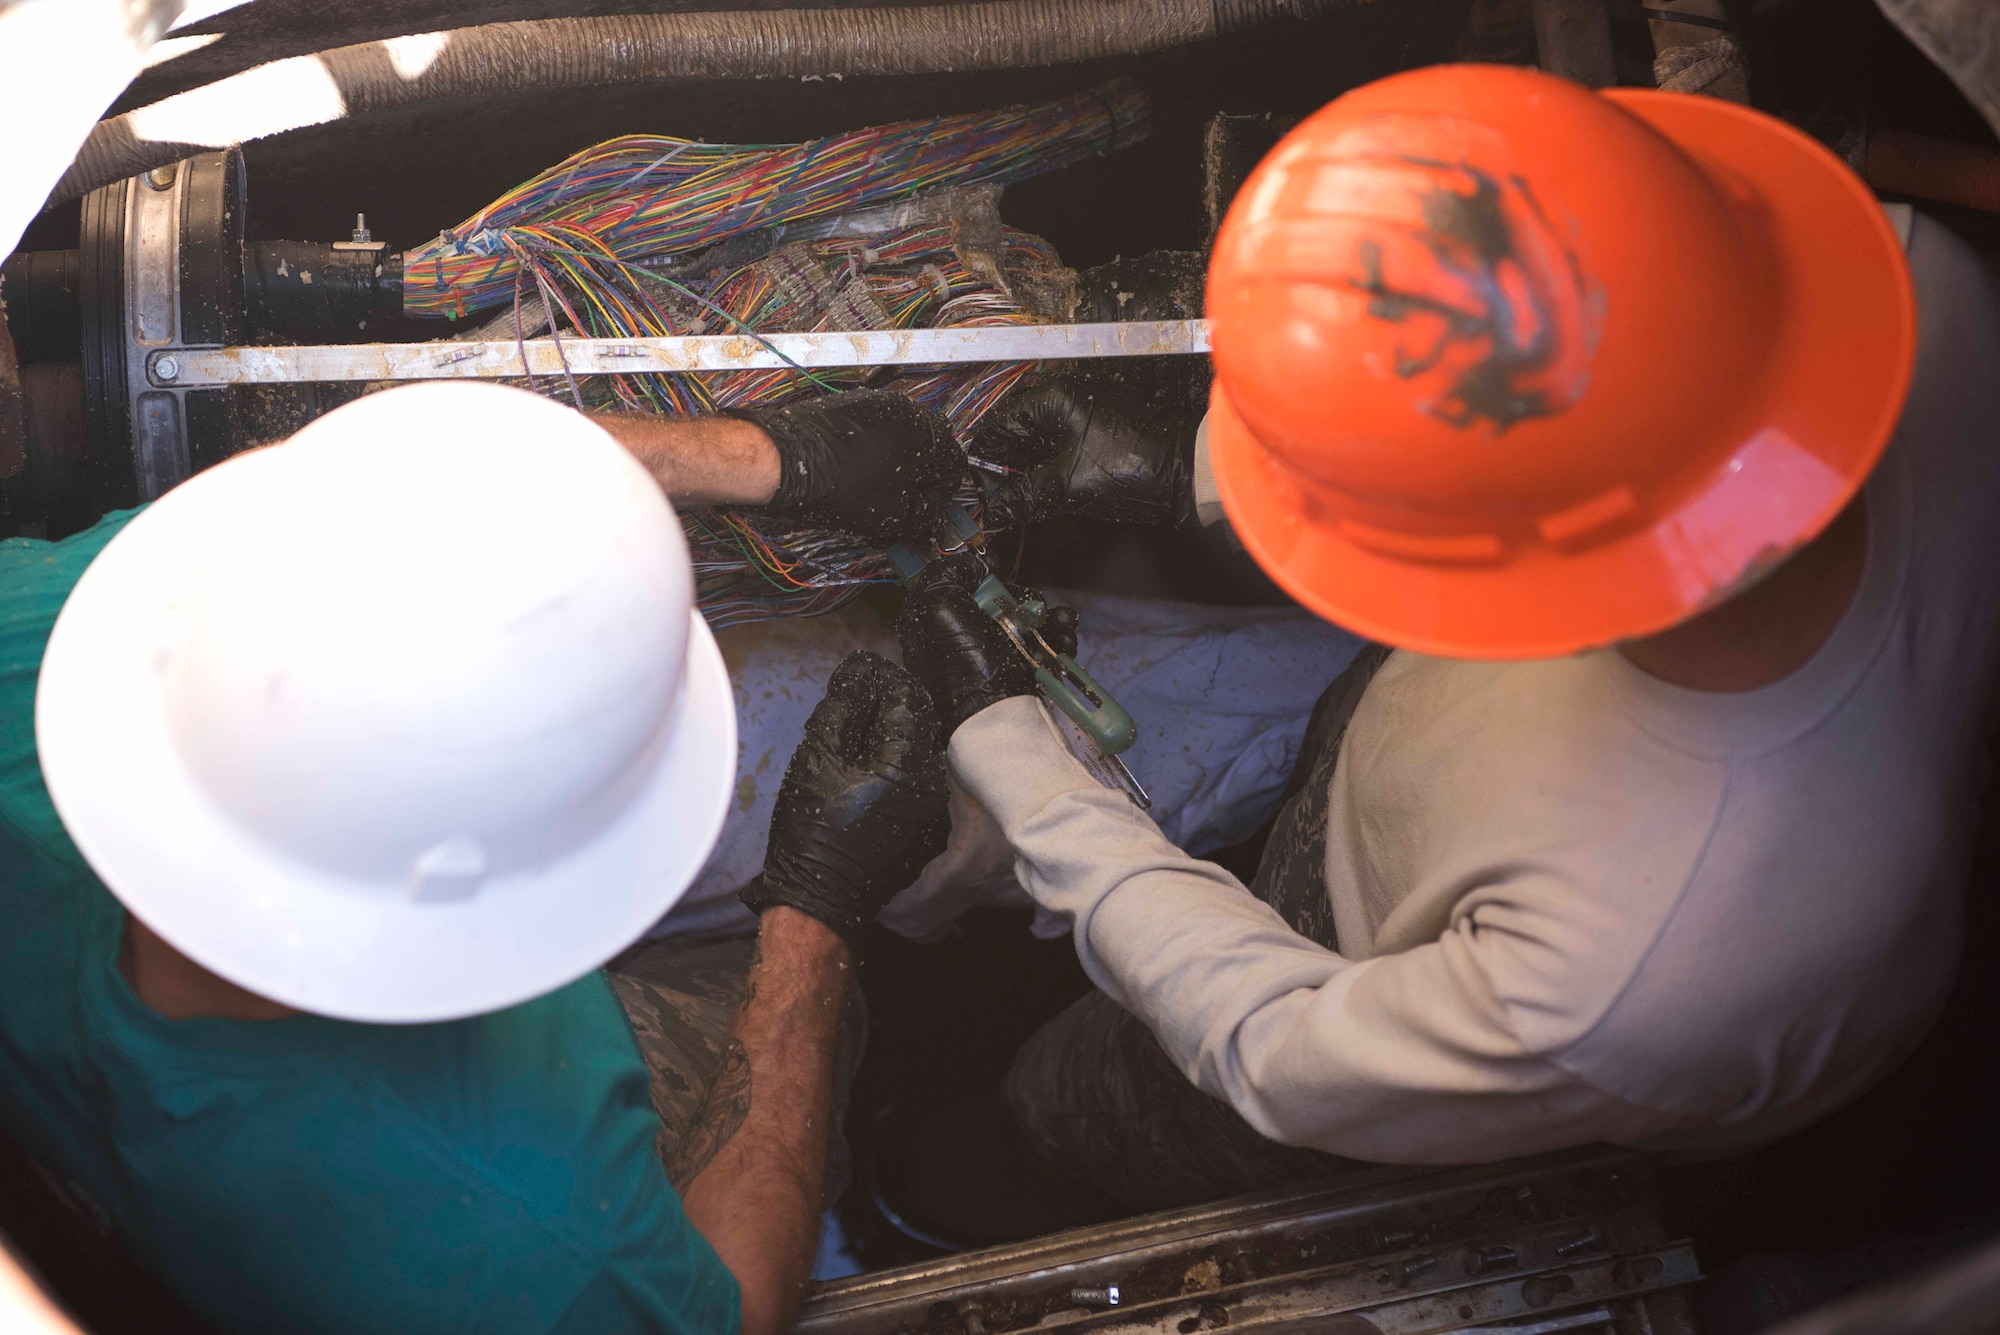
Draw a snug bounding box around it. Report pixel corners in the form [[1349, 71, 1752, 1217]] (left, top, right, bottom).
[[624, 140, 693, 191], [921, 264, 951, 305]]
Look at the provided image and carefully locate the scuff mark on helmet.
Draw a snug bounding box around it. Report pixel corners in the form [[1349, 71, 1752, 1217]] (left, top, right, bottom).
[[1347, 162, 1602, 434]]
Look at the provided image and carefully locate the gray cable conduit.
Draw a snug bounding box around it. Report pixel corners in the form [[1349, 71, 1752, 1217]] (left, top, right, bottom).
[[51, 0, 1347, 209]]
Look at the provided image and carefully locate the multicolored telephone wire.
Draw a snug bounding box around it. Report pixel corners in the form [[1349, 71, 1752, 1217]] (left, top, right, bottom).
[[403, 81, 1151, 628]]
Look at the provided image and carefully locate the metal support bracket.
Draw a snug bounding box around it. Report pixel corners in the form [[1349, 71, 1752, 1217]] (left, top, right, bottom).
[[147, 319, 1212, 388], [80, 149, 246, 506], [123, 161, 190, 501]]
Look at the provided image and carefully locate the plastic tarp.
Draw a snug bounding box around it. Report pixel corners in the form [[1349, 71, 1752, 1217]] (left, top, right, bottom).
[[655, 591, 1364, 941]]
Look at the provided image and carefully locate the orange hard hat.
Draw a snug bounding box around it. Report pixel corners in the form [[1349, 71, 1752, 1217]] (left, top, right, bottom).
[[1206, 64, 1915, 659]]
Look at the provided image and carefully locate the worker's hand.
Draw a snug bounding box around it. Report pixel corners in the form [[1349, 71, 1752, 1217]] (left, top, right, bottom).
[[741, 651, 951, 948], [730, 390, 965, 545], [895, 554, 1076, 734], [973, 364, 1200, 530]]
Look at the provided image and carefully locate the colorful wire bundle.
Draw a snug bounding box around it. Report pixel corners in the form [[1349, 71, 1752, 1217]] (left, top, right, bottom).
[[405, 85, 1150, 628], [683, 227, 1068, 628], [474, 217, 1073, 629], [403, 78, 1148, 321], [686, 511, 898, 627]]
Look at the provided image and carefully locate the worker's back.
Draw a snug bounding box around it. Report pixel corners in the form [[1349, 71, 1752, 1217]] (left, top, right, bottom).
[[1317, 210, 2000, 1158], [0, 513, 737, 1335]]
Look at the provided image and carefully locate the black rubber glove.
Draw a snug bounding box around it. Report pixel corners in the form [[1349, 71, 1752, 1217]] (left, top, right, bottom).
[[972, 363, 1200, 530], [731, 390, 964, 544], [894, 554, 1078, 734], [741, 651, 951, 948]]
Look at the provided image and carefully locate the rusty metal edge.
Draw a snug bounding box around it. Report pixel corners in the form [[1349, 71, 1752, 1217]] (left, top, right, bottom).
[[799, 1148, 1654, 1325]]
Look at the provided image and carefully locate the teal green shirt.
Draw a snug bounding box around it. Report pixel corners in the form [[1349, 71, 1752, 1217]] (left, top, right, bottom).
[[0, 512, 740, 1335]]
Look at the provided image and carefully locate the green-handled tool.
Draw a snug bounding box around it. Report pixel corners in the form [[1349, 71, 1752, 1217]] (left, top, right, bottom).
[[890, 506, 1149, 807], [967, 576, 1136, 756]]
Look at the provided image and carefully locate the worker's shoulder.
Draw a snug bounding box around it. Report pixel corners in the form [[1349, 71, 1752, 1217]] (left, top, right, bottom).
[[1349, 651, 1731, 1005], [145, 1080, 659, 1334], [0, 509, 146, 712], [147, 975, 711, 1331], [0, 516, 148, 878], [355, 971, 663, 1184], [359, 977, 730, 1328], [0, 509, 144, 597], [1360, 650, 1729, 781]]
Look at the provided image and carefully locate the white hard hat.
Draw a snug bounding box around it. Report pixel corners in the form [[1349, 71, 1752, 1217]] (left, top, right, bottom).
[[36, 382, 736, 1023]]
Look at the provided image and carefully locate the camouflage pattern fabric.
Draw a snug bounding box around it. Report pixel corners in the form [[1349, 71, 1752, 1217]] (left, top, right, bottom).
[[606, 932, 865, 1202], [1247, 641, 1395, 950]]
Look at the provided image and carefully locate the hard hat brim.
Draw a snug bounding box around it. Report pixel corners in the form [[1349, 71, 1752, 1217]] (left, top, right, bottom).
[[36, 458, 737, 1025], [1211, 90, 1917, 660]]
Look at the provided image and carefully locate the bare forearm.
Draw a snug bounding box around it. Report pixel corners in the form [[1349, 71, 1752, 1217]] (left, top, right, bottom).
[[595, 412, 782, 506], [677, 907, 852, 1335]]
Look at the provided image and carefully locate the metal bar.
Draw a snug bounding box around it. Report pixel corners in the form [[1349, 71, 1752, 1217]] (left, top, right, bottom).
[[801, 1234, 1695, 1335], [797, 1150, 1676, 1333], [1301, 1248, 1697, 1335], [148, 319, 1212, 388], [1456, 1307, 1614, 1335]]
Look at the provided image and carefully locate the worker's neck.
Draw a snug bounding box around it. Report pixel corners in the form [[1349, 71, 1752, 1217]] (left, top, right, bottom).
[[119, 916, 296, 1021], [1618, 494, 1869, 692]]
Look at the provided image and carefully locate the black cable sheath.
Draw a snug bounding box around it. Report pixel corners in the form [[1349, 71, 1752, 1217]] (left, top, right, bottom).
[[49, 0, 1345, 212]]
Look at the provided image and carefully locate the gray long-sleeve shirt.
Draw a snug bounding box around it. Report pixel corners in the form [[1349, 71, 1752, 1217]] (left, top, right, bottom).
[[949, 212, 2000, 1163]]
